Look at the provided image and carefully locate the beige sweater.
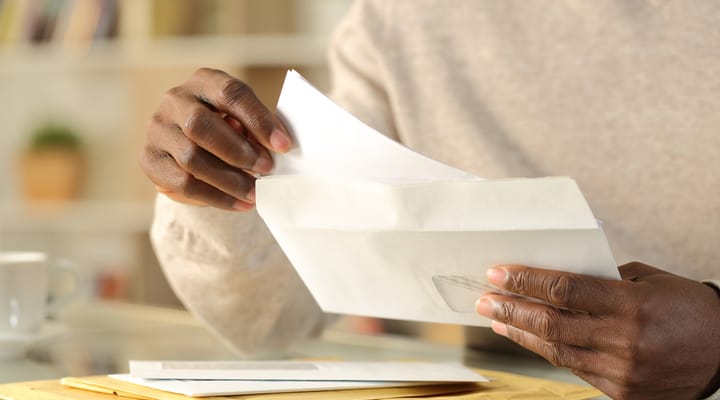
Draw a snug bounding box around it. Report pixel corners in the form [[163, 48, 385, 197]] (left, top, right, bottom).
[[152, 0, 719, 361]]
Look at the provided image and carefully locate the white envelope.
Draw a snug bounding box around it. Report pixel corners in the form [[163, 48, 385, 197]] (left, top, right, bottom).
[[111, 374, 462, 397], [256, 71, 617, 327], [128, 360, 487, 382]]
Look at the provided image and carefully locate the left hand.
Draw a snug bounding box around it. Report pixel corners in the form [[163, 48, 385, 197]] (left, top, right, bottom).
[[475, 262, 720, 400]]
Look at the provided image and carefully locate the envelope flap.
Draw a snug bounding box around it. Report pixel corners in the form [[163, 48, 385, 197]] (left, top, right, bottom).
[[256, 175, 598, 231]]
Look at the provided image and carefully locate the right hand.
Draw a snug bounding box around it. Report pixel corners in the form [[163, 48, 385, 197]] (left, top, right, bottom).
[[140, 68, 292, 211]]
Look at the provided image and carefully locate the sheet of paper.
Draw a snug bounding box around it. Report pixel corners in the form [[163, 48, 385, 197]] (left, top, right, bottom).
[[256, 70, 618, 327], [129, 360, 487, 383], [111, 374, 476, 398], [273, 71, 477, 181]]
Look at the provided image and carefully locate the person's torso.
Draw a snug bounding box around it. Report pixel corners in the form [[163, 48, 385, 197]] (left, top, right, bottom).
[[370, 0, 720, 279]]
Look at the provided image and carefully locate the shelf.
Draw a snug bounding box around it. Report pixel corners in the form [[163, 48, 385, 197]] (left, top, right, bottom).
[[0, 34, 329, 75], [0, 200, 153, 234]]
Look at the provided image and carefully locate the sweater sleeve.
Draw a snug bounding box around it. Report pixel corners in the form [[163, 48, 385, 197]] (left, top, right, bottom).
[[150, 0, 396, 355], [150, 194, 325, 356]]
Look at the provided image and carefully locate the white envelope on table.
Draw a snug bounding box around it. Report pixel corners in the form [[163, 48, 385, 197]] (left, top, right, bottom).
[[118, 360, 487, 397], [128, 360, 486, 382], [256, 70, 617, 327]]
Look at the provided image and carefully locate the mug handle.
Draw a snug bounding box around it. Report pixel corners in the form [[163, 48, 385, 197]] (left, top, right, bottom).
[[46, 259, 83, 315]]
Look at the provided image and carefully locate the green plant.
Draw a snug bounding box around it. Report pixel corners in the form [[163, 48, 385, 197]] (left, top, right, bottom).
[[28, 122, 81, 152]]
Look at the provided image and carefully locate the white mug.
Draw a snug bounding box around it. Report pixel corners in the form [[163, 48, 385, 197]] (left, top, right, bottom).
[[0, 252, 80, 337]]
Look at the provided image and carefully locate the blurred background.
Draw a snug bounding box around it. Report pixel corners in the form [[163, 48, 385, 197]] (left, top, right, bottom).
[[0, 0, 462, 345]]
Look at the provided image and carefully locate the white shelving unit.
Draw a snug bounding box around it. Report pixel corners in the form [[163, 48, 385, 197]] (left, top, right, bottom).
[[0, 34, 330, 75], [0, 32, 330, 232], [0, 0, 350, 307]]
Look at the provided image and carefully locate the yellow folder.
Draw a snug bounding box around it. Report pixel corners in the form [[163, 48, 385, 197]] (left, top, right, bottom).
[[0, 369, 602, 400]]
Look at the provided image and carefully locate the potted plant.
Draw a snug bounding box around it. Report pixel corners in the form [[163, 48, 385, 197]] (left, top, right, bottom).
[[18, 122, 84, 201]]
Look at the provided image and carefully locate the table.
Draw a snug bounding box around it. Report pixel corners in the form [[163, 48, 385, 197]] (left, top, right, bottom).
[[0, 301, 607, 398]]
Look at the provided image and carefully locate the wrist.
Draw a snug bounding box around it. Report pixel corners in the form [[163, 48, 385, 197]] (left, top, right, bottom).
[[700, 282, 720, 399]]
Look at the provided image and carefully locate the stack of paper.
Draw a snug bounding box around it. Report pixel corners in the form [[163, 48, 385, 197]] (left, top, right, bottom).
[[104, 360, 488, 397], [256, 71, 617, 327], [51, 363, 604, 400]]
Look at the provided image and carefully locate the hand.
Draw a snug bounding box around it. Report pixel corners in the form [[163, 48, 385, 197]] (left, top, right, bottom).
[[475, 262, 720, 400], [140, 68, 292, 211]]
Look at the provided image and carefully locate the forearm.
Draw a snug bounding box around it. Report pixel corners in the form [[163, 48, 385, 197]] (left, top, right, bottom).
[[150, 194, 326, 355]]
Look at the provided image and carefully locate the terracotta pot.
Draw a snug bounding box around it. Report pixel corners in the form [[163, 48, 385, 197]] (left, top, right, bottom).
[[19, 149, 83, 201]]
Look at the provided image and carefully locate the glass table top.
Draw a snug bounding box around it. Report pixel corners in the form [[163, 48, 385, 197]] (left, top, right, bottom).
[[0, 300, 593, 393]]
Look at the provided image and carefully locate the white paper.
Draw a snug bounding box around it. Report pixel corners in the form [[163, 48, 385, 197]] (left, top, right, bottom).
[[256, 70, 618, 327], [112, 374, 453, 398], [129, 360, 487, 382], [273, 71, 476, 181]]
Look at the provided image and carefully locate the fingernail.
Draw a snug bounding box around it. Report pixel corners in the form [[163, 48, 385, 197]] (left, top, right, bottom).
[[269, 129, 290, 153], [252, 154, 272, 174], [475, 297, 494, 317], [487, 267, 507, 286], [233, 199, 254, 211], [491, 320, 508, 336], [246, 187, 256, 203]]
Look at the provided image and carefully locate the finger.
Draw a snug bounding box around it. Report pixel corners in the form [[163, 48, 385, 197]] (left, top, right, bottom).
[[572, 369, 675, 400], [496, 320, 643, 393], [476, 294, 605, 348], [186, 68, 291, 153], [617, 261, 672, 281], [140, 146, 253, 211], [156, 185, 207, 206], [158, 89, 273, 174], [571, 370, 625, 400], [486, 265, 627, 314], [156, 122, 257, 204], [491, 321, 600, 371]]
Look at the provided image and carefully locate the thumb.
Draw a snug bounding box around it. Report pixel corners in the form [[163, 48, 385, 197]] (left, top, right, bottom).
[[617, 261, 671, 281]]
